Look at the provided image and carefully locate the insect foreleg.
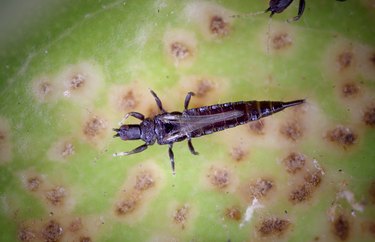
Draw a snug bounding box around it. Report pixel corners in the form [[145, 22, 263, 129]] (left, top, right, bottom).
[[113, 143, 148, 157], [187, 138, 199, 155], [150, 90, 166, 113], [184, 92, 195, 110], [118, 112, 145, 125], [168, 144, 176, 175], [288, 0, 305, 22]]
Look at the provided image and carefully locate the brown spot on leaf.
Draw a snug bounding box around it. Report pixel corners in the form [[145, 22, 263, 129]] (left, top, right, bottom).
[[196, 79, 215, 98], [248, 120, 265, 135], [32, 77, 56, 102], [326, 125, 357, 148], [341, 82, 360, 98], [230, 146, 248, 162], [271, 32, 293, 50], [304, 172, 322, 187], [363, 104, 375, 127], [289, 171, 322, 203], [58, 62, 103, 103], [45, 186, 66, 206], [68, 218, 83, 232], [280, 120, 303, 141], [69, 73, 86, 90], [0, 118, 12, 163], [258, 218, 290, 237], [18, 227, 36, 241], [173, 205, 190, 229], [224, 207, 241, 221], [42, 220, 63, 242], [369, 221, 375, 237], [332, 214, 350, 241], [119, 90, 138, 113], [290, 184, 310, 203], [134, 171, 154, 191], [370, 53, 375, 66], [115, 192, 140, 216], [170, 42, 192, 60], [83, 116, 107, 139], [208, 167, 231, 189], [0, 132, 5, 143], [60, 143, 74, 158], [164, 29, 197, 67], [337, 51, 354, 71], [282, 152, 306, 174], [80, 236, 92, 242], [27, 176, 42, 191], [248, 178, 273, 200], [38, 82, 52, 96], [210, 15, 229, 37]]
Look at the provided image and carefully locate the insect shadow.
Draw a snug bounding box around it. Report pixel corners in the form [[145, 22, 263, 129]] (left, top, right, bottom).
[[113, 90, 304, 175]]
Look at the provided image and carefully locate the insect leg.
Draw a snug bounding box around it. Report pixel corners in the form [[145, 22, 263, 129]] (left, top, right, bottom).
[[187, 138, 199, 155], [150, 90, 166, 113], [113, 143, 148, 157], [168, 144, 176, 175], [118, 112, 145, 125], [288, 0, 305, 22], [184, 92, 195, 110]]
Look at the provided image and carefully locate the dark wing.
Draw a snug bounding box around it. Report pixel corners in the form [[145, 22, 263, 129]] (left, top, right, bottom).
[[159, 110, 243, 142]]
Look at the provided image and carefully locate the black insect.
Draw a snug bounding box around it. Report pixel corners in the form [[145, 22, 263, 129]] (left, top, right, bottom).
[[267, 0, 306, 22], [232, 0, 306, 22], [113, 90, 304, 175]]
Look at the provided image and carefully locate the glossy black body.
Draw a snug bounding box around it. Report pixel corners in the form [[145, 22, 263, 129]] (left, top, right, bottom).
[[113, 90, 304, 174], [267, 0, 305, 21]]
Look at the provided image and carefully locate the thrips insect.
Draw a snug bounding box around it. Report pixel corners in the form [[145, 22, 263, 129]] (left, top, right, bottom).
[[113, 90, 304, 175], [267, 0, 306, 22], [233, 0, 306, 22]]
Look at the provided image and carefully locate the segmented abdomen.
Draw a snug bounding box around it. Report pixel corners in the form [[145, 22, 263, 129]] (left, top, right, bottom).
[[184, 100, 304, 138]]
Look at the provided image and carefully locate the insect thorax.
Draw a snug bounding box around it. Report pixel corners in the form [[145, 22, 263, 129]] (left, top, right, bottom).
[[140, 118, 156, 145]]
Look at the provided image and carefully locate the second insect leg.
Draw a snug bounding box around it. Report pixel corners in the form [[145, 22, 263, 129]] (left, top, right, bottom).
[[187, 138, 199, 155], [113, 143, 148, 157], [168, 144, 176, 175]]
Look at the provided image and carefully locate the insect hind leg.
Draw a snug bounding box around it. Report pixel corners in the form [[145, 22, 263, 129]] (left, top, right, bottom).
[[187, 138, 199, 155], [287, 0, 305, 22], [184, 92, 195, 110], [113, 143, 148, 157], [168, 144, 176, 175]]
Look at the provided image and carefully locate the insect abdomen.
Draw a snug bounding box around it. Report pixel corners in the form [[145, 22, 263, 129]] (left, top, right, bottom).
[[186, 100, 304, 138]]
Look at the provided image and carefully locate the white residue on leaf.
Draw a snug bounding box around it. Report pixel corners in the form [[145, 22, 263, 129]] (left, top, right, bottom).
[[338, 190, 364, 213], [239, 198, 263, 228], [313, 159, 325, 175], [63, 90, 71, 97], [134, 24, 152, 49]]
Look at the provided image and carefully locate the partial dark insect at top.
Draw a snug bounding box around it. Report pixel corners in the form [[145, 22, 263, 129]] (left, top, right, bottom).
[[232, 0, 306, 22], [266, 0, 306, 22], [113, 90, 304, 175]]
